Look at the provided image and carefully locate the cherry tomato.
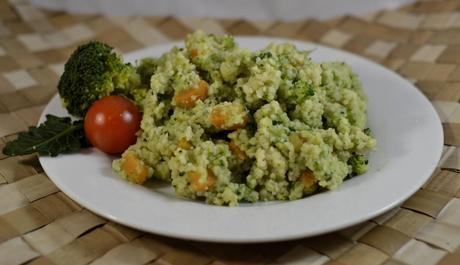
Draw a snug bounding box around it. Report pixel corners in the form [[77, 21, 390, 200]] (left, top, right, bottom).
[[84, 95, 141, 154]]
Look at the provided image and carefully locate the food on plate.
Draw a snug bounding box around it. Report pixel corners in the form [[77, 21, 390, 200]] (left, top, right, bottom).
[[112, 31, 377, 206], [57, 41, 149, 117], [2, 95, 141, 157], [84, 95, 141, 154], [2, 115, 88, 157], [3, 43, 155, 157], [2, 31, 376, 206]]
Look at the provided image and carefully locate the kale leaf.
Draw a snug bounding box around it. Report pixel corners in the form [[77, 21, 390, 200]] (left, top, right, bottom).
[[3, 115, 88, 157]]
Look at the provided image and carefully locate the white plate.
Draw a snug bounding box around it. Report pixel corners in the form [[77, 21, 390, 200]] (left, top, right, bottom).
[[39, 37, 443, 243]]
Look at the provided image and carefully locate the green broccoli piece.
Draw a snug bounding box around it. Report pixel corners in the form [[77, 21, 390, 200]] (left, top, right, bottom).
[[136, 57, 158, 86], [255, 51, 273, 60], [279, 80, 315, 105], [58, 41, 145, 117], [209, 33, 236, 50], [348, 154, 369, 176]]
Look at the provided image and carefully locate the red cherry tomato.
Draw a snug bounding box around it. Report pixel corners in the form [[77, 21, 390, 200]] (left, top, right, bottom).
[[84, 95, 141, 154]]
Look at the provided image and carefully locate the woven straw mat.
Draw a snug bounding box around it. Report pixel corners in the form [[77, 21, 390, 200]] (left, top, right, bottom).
[[1, 0, 460, 264]]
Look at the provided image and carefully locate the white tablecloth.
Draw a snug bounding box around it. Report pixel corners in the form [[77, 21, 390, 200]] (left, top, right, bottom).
[[31, 0, 415, 21]]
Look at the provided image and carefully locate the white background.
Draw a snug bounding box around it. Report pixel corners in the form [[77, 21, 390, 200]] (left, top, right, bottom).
[[31, 0, 415, 20]]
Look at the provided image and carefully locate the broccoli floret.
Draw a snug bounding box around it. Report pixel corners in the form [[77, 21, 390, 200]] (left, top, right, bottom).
[[348, 154, 369, 176], [255, 51, 273, 60], [279, 80, 315, 105], [58, 41, 144, 117], [136, 57, 158, 86], [209, 33, 236, 50]]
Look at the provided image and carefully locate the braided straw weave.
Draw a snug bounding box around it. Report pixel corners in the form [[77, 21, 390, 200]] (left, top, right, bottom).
[[0, 0, 460, 264]]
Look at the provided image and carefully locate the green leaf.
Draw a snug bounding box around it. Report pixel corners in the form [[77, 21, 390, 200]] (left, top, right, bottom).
[[2, 114, 87, 157]]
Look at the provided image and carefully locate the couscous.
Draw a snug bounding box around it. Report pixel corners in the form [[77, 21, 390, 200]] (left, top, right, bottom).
[[112, 31, 376, 206]]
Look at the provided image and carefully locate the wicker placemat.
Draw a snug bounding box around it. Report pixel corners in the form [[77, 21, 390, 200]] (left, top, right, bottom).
[[1, 0, 460, 264]]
